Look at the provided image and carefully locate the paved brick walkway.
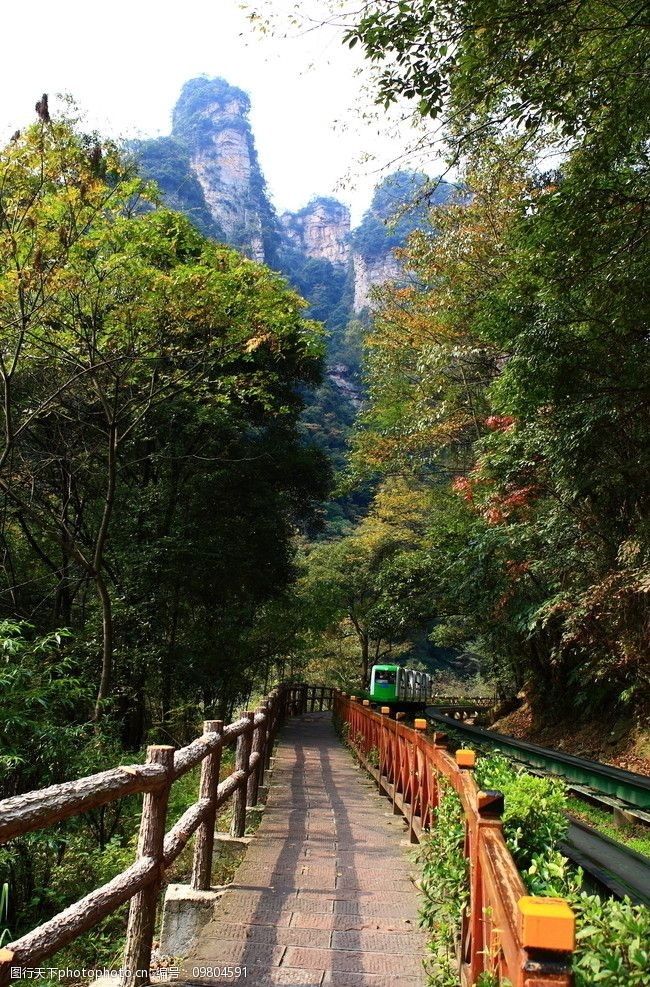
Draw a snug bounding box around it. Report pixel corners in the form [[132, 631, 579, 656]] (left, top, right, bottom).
[[183, 713, 427, 986]]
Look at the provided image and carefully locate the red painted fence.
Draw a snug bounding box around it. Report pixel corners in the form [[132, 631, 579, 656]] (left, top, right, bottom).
[[334, 692, 575, 987]]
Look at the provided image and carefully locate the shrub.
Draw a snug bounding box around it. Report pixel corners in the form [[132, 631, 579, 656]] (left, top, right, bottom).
[[523, 849, 650, 985], [572, 893, 650, 986], [474, 754, 568, 868], [419, 752, 647, 986], [416, 780, 468, 986]]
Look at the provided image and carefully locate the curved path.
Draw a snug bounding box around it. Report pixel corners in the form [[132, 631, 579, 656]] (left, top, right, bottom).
[[183, 713, 428, 986]]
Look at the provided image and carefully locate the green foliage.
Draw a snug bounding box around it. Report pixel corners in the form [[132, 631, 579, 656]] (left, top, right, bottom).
[[474, 755, 568, 868], [572, 893, 650, 986], [280, 251, 350, 329], [0, 622, 91, 797], [474, 976, 500, 987], [172, 77, 252, 138], [344, 0, 650, 153], [524, 848, 582, 899], [416, 780, 467, 986], [0, 882, 9, 946], [299, 480, 433, 684], [351, 171, 452, 264], [343, 123, 650, 715], [325, 0, 649, 725], [0, 108, 329, 731], [417, 754, 647, 987], [522, 847, 650, 985]]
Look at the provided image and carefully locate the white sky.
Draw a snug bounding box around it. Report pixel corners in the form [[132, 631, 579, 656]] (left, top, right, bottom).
[[0, 1, 444, 223]]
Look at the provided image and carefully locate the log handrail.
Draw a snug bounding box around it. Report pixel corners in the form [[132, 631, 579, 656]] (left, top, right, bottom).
[[334, 691, 576, 987], [0, 683, 337, 987], [0, 717, 259, 846]]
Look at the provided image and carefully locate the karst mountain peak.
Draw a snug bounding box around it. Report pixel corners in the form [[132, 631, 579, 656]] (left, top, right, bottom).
[[134, 75, 453, 317]]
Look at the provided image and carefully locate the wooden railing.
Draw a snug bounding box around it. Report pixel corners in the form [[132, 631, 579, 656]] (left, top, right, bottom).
[[335, 692, 576, 987], [285, 683, 335, 715], [0, 684, 296, 987]]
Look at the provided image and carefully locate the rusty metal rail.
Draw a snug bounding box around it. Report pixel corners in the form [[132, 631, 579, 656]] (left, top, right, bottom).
[[335, 692, 576, 987], [0, 683, 333, 987]]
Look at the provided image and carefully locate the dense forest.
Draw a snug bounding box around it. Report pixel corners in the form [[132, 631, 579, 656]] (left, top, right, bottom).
[[0, 113, 332, 761], [300, 0, 650, 719], [0, 0, 649, 964]]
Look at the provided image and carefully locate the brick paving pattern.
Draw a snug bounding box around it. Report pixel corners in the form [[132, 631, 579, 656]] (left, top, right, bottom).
[[182, 713, 427, 986]]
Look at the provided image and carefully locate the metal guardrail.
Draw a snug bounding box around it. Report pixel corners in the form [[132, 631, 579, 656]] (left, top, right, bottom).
[[563, 819, 650, 906]]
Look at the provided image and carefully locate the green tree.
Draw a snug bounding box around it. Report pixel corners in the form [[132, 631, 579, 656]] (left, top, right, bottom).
[[344, 0, 650, 151], [301, 480, 432, 686], [0, 105, 329, 724], [349, 133, 650, 715]]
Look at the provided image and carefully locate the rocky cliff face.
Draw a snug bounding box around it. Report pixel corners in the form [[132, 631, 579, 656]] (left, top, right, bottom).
[[174, 80, 269, 262], [135, 77, 279, 264], [350, 171, 455, 312], [134, 79, 458, 529], [134, 81, 455, 321], [280, 199, 350, 266], [352, 250, 403, 311]]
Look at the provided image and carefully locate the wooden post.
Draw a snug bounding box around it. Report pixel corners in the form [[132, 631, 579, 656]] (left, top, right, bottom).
[[256, 701, 269, 791], [247, 707, 266, 808], [300, 683, 308, 715], [392, 716, 403, 815], [191, 720, 223, 891], [468, 791, 504, 984], [265, 695, 276, 770], [411, 720, 427, 842], [309, 686, 316, 712], [123, 745, 174, 987], [378, 706, 389, 792], [231, 712, 254, 837]]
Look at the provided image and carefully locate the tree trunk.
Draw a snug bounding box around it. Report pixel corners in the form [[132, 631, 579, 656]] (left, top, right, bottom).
[[93, 574, 114, 719], [161, 582, 181, 725], [93, 422, 117, 720], [361, 633, 370, 689]]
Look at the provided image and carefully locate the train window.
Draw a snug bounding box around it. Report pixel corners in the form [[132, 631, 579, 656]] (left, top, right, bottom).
[[375, 669, 397, 685]]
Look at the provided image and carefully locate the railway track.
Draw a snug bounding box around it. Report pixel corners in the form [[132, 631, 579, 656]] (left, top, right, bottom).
[[564, 819, 650, 906], [425, 709, 650, 811], [425, 708, 650, 905]]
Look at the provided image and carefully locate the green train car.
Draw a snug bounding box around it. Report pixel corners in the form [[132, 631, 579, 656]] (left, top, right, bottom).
[[369, 664, 433, 705]]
